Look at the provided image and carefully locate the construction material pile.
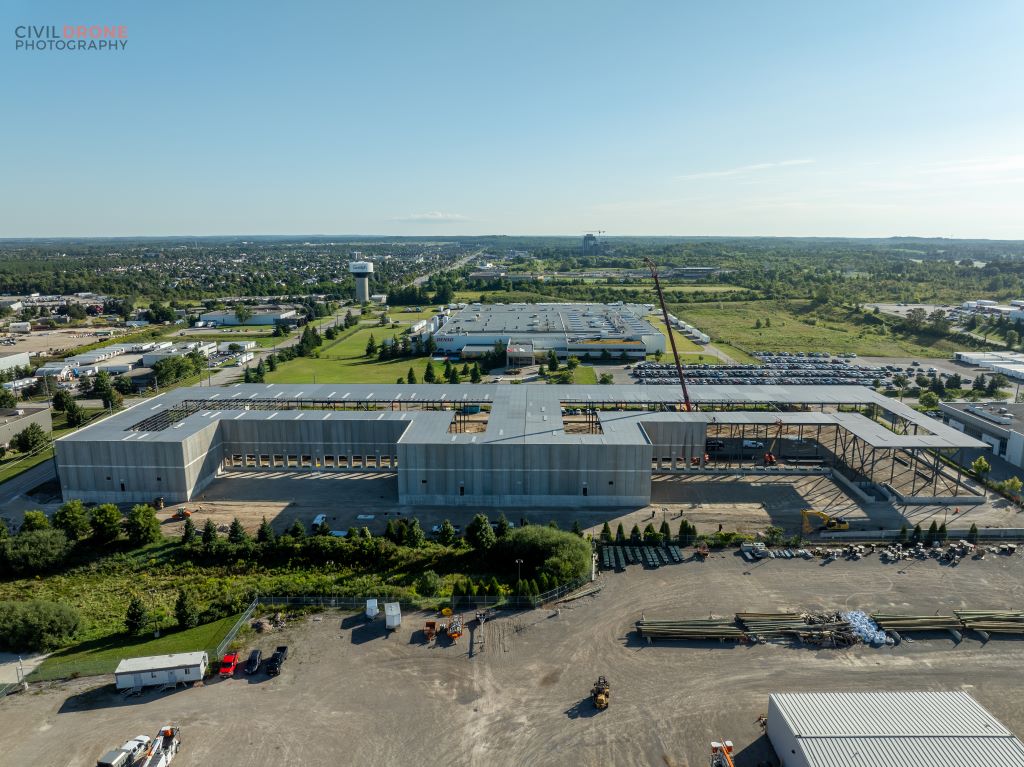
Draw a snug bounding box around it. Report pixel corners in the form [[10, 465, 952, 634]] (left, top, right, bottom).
[[636, 618, 746, 641], [739, 612, 858, 647], [955, 610, 1024, 635], [841, 611, 888, 645], [870, 613, 962, 642]]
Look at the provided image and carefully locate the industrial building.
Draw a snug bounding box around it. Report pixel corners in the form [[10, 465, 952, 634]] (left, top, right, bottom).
[[198, 308, 296, 327], [0, 406, 53, 448], [55, 382, 983, 507], [0, 351, 31, 374], [767, 691, 1024, 767], [940, 401, 1024, 468], [432, 303, 665, 363]]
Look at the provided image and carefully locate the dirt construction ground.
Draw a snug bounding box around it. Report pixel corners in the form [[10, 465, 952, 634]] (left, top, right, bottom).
[[157, 470, 1024, 541], [4, 553, 1024, 766]]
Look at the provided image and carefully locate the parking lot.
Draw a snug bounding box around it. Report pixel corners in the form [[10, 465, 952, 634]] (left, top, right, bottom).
[[633, 357, 893, 386], [3, 553, 1024, 766]]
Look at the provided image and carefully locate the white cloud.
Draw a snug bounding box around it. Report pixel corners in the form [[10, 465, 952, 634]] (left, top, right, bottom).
[[674, 158, 814, 181], [394, 211, 469, 223]]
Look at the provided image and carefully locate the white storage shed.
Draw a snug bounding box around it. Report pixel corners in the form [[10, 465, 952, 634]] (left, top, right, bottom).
[[767, 691, 1024, 767], [114, 651, 208, 690], [384, 602, 401, 630]]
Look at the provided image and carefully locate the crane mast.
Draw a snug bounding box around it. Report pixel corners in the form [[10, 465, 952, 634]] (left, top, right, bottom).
[[644, 258, 693, 412]]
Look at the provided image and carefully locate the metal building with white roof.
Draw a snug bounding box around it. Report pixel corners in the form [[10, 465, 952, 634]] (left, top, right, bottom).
[[767, 691, 1024, 767]]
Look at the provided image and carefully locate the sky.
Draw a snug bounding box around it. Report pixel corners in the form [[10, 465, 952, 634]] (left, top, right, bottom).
[[2, 1, 1023, 238]]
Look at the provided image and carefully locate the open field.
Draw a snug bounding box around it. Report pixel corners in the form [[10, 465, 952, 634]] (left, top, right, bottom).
[[4, 553, 1024, 766], [673, 300, 964, 358], [1, 326, 137, 357]]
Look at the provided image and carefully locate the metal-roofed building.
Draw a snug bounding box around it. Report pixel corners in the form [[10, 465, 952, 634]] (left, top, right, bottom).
[[55, 383, 985, 507], [767, 691, 1024, 767], [432, 303, 664, 363]]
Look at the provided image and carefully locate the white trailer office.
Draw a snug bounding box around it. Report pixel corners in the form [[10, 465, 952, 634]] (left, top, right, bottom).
[[114, 651, 208, 690]]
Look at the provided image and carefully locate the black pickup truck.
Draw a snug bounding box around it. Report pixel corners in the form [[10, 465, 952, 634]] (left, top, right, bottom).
[[265, 645, 289, 676]]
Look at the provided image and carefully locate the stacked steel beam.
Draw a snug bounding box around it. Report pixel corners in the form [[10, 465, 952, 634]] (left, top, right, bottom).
[[636, 618, 746, 641], [955, 610, 1024, 635]]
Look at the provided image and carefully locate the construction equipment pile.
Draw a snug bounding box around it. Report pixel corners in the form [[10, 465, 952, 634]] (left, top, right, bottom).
[[870, 612, 963, 636]]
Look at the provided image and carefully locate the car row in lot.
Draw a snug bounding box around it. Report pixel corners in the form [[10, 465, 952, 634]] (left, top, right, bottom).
[[632, 360, 892, 387], [219, 646, 285, 678]]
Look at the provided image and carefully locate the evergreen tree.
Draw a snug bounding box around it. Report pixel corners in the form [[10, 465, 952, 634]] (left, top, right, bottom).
[[288, 519, 306, 538], [659, 520, 671, 541], [495, 514, 510, 538], [407, 367, 417, 384], [615, 523, 626, 544], [925, 520, 938, 546], [572, 520, 583, 537], [437, 519, 457, 546], [967, 522, 979, 544], [937, 522, 947, 542], [423, 360, 436, 383], [629, 523, 642, 544], [470, 363, 482, 383], [897, 524, 908, 544], [201, 518, 218, 546], [174, 589, 200, 629], [227, 517, 248, 545], [255, 516, 274, 543], [365, 334, 377, 357], [125, 595, 148, 634], [600, 522, 612, 544], [181, 517, 197, 545], [406, 518, 426, 547]]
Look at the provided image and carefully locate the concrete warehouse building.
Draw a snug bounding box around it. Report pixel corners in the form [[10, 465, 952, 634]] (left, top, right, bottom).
[[55, 383, 983, 507], [0, 351, 31, 374], [432, 303, 665, 363], [198, 309, 296, 327], [767, 691, 1024, 766]]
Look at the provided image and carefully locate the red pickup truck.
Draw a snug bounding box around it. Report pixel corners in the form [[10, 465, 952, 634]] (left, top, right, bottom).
[[219, 652, 240, 677]]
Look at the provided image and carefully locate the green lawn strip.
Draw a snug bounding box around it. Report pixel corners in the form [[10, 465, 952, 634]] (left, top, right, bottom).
[[29, 614, 240, 681], [572, 365, 597, 384]]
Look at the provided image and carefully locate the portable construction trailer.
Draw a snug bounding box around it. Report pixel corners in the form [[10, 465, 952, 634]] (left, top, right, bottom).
[[365, 598, 379, 619], [384, 602, 402, 630], [114, 652, 208, 690]]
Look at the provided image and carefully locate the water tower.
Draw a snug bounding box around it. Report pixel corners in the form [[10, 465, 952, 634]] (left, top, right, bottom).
[[349, 261, 374, 303]]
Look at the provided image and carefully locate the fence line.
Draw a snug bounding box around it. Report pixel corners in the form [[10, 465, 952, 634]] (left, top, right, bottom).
[[215, 598, 260, 659]]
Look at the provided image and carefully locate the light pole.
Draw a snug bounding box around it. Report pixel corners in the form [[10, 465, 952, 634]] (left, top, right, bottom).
[[515, 558, 523, 585]]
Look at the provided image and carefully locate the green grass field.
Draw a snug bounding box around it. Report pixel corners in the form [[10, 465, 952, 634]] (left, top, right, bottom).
[[29, 614, 241, 682], [672, 300, 962, 358]]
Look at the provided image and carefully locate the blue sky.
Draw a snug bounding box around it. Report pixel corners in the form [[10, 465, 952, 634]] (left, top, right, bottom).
[[2, 1, 1022, 237]]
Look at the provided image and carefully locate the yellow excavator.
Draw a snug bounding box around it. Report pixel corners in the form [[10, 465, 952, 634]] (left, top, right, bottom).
[[591, 676, 610, 710], [802, 509, 849, 534]]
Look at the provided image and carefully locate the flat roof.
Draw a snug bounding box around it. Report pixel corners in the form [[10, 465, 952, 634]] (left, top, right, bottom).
[[59, 383, 985, 451], [771, 691, 1024, 767], [437, 303, 658, 340], [115, 651, 207, 675]]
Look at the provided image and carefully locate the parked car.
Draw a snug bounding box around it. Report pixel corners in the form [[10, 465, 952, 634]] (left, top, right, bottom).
[[219, 652, 239, 677], [312, 513, 327, 528], [742, 439, 765, 449], [244, 649, 262, 674], [265, 646, 289, 676]]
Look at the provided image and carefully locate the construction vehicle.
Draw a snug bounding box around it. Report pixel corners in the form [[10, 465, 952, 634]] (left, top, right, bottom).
[[802, 509, 849, 534], [153, 497, 165, 510], [710, 740, 735, 767], [137, 726, 180, 767], [591, 676, 610, 710], [445, 614, 463, 641], [173, 507, 191, 520]]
